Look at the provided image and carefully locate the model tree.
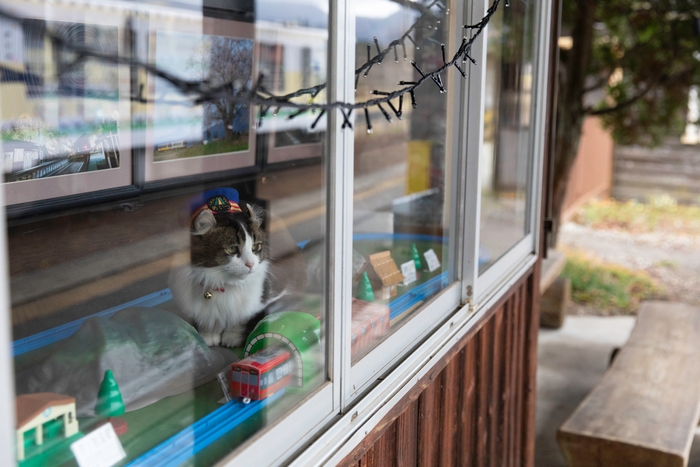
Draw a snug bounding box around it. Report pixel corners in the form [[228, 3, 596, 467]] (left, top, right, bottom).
[[411, 244, 423, 270], [355, 272, 375, 302], [95, 370, 125, 417]]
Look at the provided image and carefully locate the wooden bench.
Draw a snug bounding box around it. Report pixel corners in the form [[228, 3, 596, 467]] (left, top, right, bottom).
[[539, 249, 569, 328], [557, 301, 700, 467]]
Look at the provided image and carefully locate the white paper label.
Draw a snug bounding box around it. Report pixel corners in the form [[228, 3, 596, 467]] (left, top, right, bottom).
[[71, 422, 126, 467], [401, 260, 417, 286], [424, 249, 441, 272]]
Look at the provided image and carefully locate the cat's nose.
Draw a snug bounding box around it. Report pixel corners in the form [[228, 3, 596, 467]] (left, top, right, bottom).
[[245, 261, 255, 271]]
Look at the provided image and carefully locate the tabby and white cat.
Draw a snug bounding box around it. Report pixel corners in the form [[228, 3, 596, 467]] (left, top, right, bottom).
[[169, 189, 306, 347]]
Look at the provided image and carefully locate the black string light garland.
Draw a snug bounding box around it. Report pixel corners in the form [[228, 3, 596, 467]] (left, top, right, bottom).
[[0, 0, 504, 132]]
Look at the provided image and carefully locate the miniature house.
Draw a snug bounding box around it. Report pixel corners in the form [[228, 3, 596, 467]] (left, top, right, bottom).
[[15, 393, 79, 461], [363, 251, 405, 300]]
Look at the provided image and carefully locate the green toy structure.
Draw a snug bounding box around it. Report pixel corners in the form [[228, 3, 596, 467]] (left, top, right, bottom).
[[244, 312, 321, 389], [95, 370, 125, 417], [355, 271, 375, 302]]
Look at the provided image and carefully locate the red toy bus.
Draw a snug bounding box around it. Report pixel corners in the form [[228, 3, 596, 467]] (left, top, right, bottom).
[[230, 346, 293, 402]]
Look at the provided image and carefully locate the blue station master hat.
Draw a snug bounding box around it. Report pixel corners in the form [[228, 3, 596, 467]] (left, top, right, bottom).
[[185, 187, 242, 227]]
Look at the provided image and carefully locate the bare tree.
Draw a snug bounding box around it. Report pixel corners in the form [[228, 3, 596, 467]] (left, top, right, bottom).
[[189, 36, 253, 142]]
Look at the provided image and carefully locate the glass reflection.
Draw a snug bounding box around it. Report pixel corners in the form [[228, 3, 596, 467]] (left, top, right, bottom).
[[479, 0, 536, 273], [3, 0, 329, 464], [351, 0, 453, 363]]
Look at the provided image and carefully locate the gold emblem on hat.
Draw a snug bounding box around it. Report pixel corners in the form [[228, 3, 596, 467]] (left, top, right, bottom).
[[207, 195, 231, 212]]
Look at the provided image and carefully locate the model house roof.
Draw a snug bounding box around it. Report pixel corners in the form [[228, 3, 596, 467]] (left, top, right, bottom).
[[16, 393, 76, 428], [368, 251, 404, 287]]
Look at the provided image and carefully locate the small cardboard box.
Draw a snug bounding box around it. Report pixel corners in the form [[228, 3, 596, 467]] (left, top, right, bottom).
[[351, 298, 391, 359]]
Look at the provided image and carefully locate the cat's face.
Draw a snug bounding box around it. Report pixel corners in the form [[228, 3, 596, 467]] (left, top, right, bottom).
[[190, 203, 267, 277]]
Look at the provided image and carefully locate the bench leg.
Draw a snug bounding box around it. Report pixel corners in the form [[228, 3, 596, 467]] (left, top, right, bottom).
[[540, 276, 571, 329]]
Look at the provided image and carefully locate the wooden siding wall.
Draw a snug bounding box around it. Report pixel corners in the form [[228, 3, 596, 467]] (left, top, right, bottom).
[[561, 117, 614, 221], [612, 143, 700, 204], [340, 267, 539, 467]]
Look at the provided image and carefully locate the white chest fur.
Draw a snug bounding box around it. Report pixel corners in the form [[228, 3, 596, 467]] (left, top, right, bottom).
[[169, 261, 270, 333]]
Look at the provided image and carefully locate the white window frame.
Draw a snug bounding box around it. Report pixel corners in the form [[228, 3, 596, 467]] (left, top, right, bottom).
[[0, 0, 552, 464], [343, 0, 472, 406], [469, 0, 551, 306]]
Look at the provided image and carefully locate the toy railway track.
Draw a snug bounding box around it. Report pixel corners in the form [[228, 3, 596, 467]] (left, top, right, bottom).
[[126, 390, 284, 467], [389, 271, 448, 320]]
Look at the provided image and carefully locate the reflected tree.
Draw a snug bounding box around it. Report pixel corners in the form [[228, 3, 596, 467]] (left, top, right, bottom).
[[189, 37, 253, 143]]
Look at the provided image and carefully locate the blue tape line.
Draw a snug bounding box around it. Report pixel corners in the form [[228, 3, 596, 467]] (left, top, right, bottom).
[[12, 289, 172, 356], [389, 271, 448, 320], [126, 390, 284, 467], [352, 233, 446, 243]]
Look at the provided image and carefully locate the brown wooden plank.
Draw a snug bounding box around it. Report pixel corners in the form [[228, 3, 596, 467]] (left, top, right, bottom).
[[362, 445, 376, 467], [558, 345, 700, 467], [460, 339, 477, 466], [625, 301, 700, 355], [500, 298, 514, 467], [417, 373, 442, 466], [508, 293, 523, 467], [475, 318, 493, 466], [439, 356, 460, 466], [374, 421, 396, 467], [512, 286, 524, 467], [489, 307, 504, 467], [396, 400, 418, 467], [522, 273, 539, 467]]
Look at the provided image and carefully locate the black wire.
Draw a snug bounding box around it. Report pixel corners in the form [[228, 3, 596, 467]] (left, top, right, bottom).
[[0, 0, 504, 130]]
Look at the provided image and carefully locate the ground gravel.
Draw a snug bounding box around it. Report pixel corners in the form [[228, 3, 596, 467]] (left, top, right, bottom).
[[558, 222, 700, 315]]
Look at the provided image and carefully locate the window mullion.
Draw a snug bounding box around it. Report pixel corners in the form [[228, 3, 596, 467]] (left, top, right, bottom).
[[0, 190, 14, 466], [461, 0, 489, 305], [327, 0, 356, 412]]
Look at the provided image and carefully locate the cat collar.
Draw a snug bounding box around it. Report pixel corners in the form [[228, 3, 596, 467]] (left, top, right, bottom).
[[202, 283, 225, 300]]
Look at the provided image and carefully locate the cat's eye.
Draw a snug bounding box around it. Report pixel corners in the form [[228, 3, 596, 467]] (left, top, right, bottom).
[[252, 242, 263, 253], [224, 246, 239, 256]]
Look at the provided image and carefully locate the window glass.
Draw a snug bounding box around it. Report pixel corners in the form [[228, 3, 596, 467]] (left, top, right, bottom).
[[3, 0, 329, 464], [351, 0, 454, 363], [479, 0, 536, 273]]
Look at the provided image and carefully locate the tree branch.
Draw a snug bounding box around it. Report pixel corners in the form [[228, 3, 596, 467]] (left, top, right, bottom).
[[585, 78, 659, 116], [582, 71, 613, 94]]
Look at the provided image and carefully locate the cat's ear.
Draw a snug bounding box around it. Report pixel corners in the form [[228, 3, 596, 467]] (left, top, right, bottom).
[[192, 209, 216, 235], [245, 203, 264, 228]]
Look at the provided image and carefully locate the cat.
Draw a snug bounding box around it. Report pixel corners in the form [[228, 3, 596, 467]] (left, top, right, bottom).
[[169, 188, 306, 348]]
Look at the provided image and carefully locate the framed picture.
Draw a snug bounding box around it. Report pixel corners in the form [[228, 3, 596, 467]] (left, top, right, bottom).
[[254, 22, 326, 166], [143, 16, 256, 182], [0, 3, 133, 206]]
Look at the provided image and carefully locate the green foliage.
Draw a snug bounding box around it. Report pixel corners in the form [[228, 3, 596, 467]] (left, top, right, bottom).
[[572, 197, 700, 235], [562, 0, 700, 145], [561, 250, 663, 314]]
